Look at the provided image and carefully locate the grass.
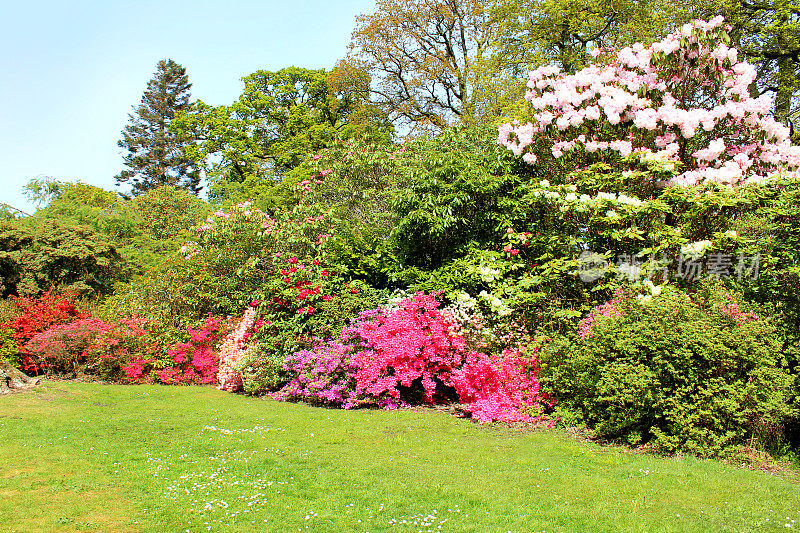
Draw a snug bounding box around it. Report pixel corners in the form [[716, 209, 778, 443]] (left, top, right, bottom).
[[1, 381, 799, 532]]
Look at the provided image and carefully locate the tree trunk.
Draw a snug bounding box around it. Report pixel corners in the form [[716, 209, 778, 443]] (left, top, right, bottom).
[[0, 361, 39, 393]]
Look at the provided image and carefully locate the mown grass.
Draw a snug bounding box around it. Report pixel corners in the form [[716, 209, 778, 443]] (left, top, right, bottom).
[[1, 381, 798, 532]]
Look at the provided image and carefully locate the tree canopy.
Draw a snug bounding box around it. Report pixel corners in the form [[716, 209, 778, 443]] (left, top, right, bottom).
[[173, 65, 393, 204]]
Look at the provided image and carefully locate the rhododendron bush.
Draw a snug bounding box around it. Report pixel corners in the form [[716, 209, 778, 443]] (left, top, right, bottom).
[[499, 17, 800, 187], [217, 307, 258, 392]]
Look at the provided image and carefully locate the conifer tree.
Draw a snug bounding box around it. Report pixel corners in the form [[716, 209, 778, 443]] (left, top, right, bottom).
[[115, 59, 201, 196]]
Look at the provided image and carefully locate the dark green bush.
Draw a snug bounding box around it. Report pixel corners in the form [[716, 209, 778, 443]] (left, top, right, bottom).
[[540, 286, 795, 457], [234, 343, 290, 395], [0, 219, 123, 297]]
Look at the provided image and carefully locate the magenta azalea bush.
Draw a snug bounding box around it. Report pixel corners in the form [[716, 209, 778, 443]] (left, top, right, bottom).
[[275, 292, 552, 423], [157, 315, 226, 385], [453, 349, 554, 424]]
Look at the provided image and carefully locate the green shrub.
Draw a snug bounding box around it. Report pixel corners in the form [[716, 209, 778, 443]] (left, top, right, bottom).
[[0, 219, 123, 297], [233, 343, 289, 395], [540, 285, 795, 457], [0, 327, 19, 367]]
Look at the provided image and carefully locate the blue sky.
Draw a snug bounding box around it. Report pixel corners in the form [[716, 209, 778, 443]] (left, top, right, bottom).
[[0, 0, 376, 212]]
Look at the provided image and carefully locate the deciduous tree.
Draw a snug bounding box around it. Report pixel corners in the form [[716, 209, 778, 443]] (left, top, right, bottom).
[[174, 65, 391, 203], [348, 0, 495, 131]]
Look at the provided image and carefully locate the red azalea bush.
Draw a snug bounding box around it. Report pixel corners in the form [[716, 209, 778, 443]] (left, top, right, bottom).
[[2, 290, 89, 373], [22, 318, 111, 374], [86, 315, 229, 384]]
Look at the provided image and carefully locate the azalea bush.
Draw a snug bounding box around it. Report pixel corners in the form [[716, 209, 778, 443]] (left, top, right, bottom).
[[155, 315, 227, 385], [84, 317, 163, 382], [453, 348, 554, 424], [278, 292, 466, 408], [540, 285, 795, 456], [276, 292, 552, 422], [22, 318, 110, 375], [2, 290, 89, 373]]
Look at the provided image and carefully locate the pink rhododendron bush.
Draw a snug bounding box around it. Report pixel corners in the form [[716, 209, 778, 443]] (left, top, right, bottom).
[[498, 16, 800, 187]]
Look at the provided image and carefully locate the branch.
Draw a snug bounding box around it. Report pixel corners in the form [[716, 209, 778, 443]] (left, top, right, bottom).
[[0, 203, 30, 217]]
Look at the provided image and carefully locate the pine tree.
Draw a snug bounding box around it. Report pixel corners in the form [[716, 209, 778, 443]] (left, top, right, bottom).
[[115, 59, 201, 196]]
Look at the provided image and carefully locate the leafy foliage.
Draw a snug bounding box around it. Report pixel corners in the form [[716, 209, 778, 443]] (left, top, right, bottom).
[[540, 286, 795, 456], [0, 326, 19, 367], [174, 65, 392, 205], [0, 219, 123, 297]]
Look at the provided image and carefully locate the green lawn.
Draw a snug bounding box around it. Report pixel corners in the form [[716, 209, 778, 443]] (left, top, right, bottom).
[[1, 382, 798, 532]]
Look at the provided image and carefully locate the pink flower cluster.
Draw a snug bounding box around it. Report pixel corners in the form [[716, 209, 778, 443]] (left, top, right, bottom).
[[350, 293, 467, 407], [217, 307, 258, 392], [578, 289, 627, 339], [157, 316, 226, 385], [499, 17, 800, 186], [275, 293, 551, 423], [718, 294, 759, 324], [278, 340, 363, 408], [452, 349, 554, 424]]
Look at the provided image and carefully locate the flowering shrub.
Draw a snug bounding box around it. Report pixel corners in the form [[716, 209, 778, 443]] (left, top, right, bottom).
[[278, 339, 363, 408], [22, 318, 110, 374], [157, 315, 227, 385], [349, 292, 466, 407], [86, 317, 161, 382], [277, 293, 465, 408], [217, 307, 258, 392], [452, 349, 554, 424], [499, 17, 800, 187], [2, 290, 89, 373], [276, 292, 550, 422]]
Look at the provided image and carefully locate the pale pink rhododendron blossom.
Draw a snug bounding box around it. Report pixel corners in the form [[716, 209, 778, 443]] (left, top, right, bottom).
[[217, 307, 258, 392], [498, 16, 800, 187]]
